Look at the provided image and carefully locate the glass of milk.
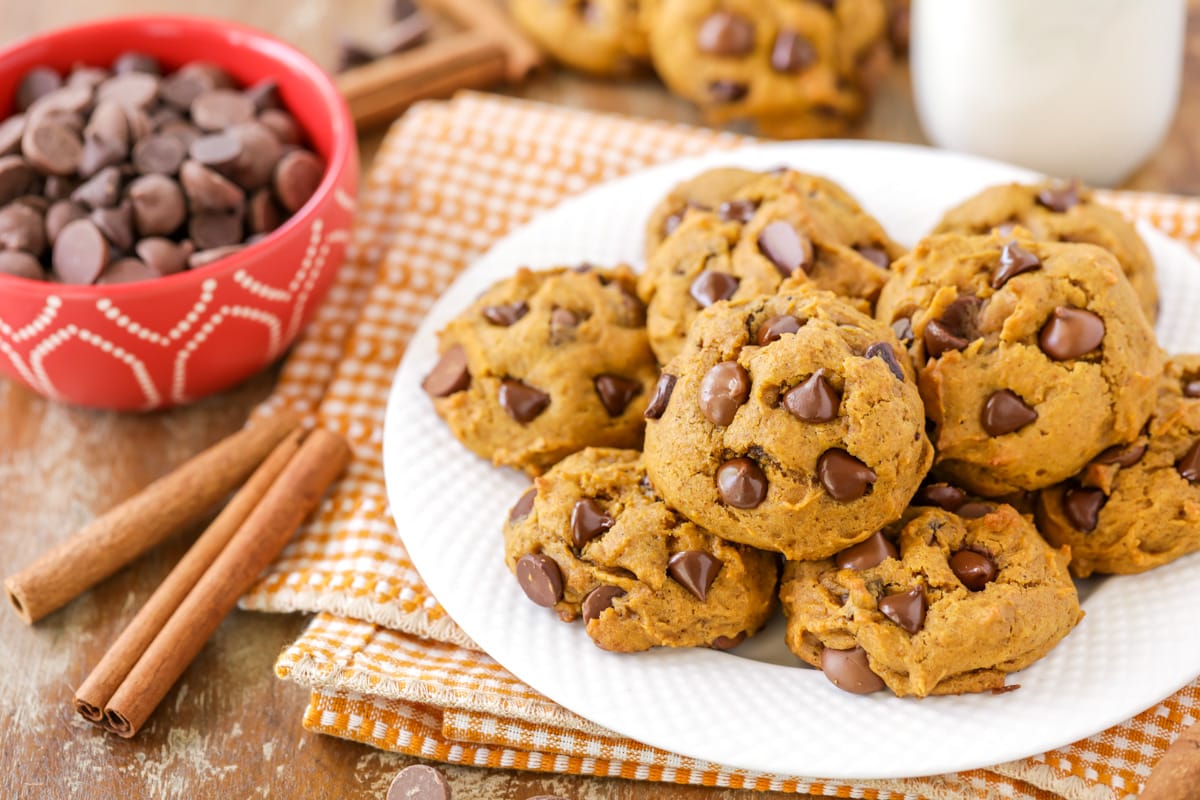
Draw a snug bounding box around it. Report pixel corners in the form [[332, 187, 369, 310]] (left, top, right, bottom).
[[911, 0, 1185, 186]]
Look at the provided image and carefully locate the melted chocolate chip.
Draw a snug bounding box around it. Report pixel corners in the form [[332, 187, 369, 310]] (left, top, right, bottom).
[[783, 369, 840, 422], [689, 270, 739, 307], [981, 390, 1038, 436], [644, 373, 677, 419], [757, 220, 812, 276], [1036, 180, 1081, 212], [1093, 442, 1147, 468], [914, 482, 966, 511], [711, 632, 746, 650], [667, 551, 722, 601], [949, 550, 998, 591], [1063, 486, 1106, 531], [855, 245, 891, 270], [422, 345, 470, 397], [698, 361, 751, 426], [499, 379, 550, 423], [708, 80, 749, 103], [834, 531, 897, 570], [1178, 440, 1200, 482], [582, 585, 626, 623], [697, 11, 756, 56], [718, 199, 759, 223], [770, 29, 817, 72], [956, 502, 994, 519], [482, 300, 529, 326], [878, 586, 927, 634], [992, 241, 1041, 289], [756, 314, 804, 345], [924, 295, 982, 357], [1184, 379, 1200, 398], [891, 317, 914, 345], [594, 374, 642, 417], [865, 341, 904, 380], [508, 488, 536, 524], [516, 554, 563, 607], [820, 646, 885, 694], [818, 449, 877, 502], [1039, 307, 1105, 360], [571, 498, 614, 549], [716, 457, 768, 508]]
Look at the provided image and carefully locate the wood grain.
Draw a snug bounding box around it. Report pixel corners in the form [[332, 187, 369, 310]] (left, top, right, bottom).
[[3, 1, 1200, 798]]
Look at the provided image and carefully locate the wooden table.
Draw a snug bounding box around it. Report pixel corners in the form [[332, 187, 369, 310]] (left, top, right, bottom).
[[3, 3, 1200, 799]]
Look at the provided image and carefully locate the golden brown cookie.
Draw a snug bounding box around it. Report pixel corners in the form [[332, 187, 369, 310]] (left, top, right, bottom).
[[875, 231, 1162, 496], [504, 448, 779, 651], [780, 505, 1082, 697], [638, 168, 903, 363], [1037, 356, 1200, 577], [647, 0, 889, 137], [643, 287, 933, 560], [933, 180, 1158, 323], [423, 266, 658, 475], [511, 0, 649, 77], [644, 166, 763, 259]]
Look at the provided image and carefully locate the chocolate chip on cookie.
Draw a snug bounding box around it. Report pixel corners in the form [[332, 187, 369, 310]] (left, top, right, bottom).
[[1039, 307, 1104, 361], [783, 369, 839, 422]]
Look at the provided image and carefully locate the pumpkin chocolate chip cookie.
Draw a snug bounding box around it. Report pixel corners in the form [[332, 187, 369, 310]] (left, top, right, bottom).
[[643, 166, 763, 259], [510, 0, 650, 77], [643, 287, 933, 560], [504, 448, 779, 652], [423, 266, 658, 475], [780, 505, 1082, 697], [1037, 356, 1200, 577], [875, 231, 1162, 496], [932, 180, 1159, 322]]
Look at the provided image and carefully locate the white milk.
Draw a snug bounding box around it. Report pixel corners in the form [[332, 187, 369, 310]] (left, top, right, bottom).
[[911, 0, 1185, 186]]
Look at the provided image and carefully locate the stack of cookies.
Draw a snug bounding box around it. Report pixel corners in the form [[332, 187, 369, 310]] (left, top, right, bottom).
[[422, 167, 1195, 699], [509, 0, 907, 138]]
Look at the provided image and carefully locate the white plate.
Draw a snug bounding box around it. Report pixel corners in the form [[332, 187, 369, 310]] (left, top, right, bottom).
[[383, 142, 1200, 780]]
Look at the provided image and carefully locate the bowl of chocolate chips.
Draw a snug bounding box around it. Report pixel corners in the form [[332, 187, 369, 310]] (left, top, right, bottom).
[[0, 15, 358, 410]]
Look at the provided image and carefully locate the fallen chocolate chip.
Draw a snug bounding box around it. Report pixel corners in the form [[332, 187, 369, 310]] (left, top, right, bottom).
[[135, 237, 193, 276], [711, 631, 746, 650], [644, 373, 677, 420], [191, 88, 255, 131], [878, 586, 926, 634], [1039, 306, 1105, 361], [499, 379, 550, 423], [865, 342, 904, 380], [667, 551, 722, 601], [688, 270, 739, 307], [820, 646, 885, 694], [914, 482, 967, 511], [1036, 180, 1081, 213], [1184, 380, 1200, 398], [1093, 442, 1147, 468], [949, 550, 997, 591], [783, 369, 840, 423], [22, 117, 83, 176], [982, 390, 1038, 436], [273, 149, 324, 213], [582, 585, 625, 623], [1177, 440, 1200, 483], [91, 202, 134, 250], [991, 240, 1041, 289], [113, 52, 161, 76], [757, 220, 812, 276], [128, 174, 187, 237], [0, 203, 46, 255], [891, 317, 914, 345], [594, 374, 642, 417], [0, 250, 44, 280], [51, 218, 110, 285], [422, 344, 470, 397], [698, 361, 750, 426], [717, 198, 759, 223], [708, 80, 749, 104], [818, 449, 876, 502], [515, 553, 563, 608], [386, 764, 451, 800], [956, 502, 994, 519], [771, 29, 817, 72], [716, 457, 768, 508], [97, 257, 158, 285], [571, 498, 614, 549], [756, 313, 804, 345], [482, 300, 529, 326], [855, 245, 891, 270], [697, 11, 756, 56], [508, 488, 536, 524], [835, 531, 897, 570], [922, 320, 969, 358], [16, 67, 63, 112], [71, 166, 122, 210]]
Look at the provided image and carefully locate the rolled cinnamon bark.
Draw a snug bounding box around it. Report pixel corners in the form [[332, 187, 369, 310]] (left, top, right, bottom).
[[4, 410, 301, 625], [418, 0, 542, 81]]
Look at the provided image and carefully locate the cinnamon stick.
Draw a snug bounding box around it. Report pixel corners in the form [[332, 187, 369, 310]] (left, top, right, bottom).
[[4, 411, 300, 625], [73, 429, 306, 726], [102, 428, 351, 737], [337, 29, 507, 128], [419, 0, 543, 81]]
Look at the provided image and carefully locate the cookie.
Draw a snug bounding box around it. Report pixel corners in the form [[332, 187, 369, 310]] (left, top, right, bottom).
[[638, 168, 903, 363], [424, 266, 658, 475], [932, 180, 1158, 323], [780, 505, 1082, 697], [504, 448, 779, 652], [643, 287, 933, 560], [647, 0, 889, 137], [1037, 356, 1200, 577], [644, 166, 762, 259], [875, 231, 1162, 496], [511, 0, 649, 77]]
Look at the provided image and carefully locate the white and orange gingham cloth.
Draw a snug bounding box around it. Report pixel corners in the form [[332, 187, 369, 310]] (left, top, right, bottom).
[[243, 92, 1200, 799]]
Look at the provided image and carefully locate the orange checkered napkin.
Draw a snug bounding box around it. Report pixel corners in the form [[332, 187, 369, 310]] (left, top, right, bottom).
[[243, 92, 1200, 799]]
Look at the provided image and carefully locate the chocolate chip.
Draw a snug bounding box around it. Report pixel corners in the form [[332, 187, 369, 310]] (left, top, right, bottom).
[[956, 502, 994, 519], [71, 166, 122, 209], [78, 134, 127, 178], [128, 174, 187, 236], [707, 80, 749, 103], [783, 369, 840, 423], [191, 88, 255, 131], [717, 199, 758, 223], [644, 373, 677, 420], [516, 553, 563, 608], [891, 317, 914, 345], [716, 457, 768, 508], [98, 72, 159, 110], [991, 240, 1041, 289], [499, 379, 550, 423], [189, 131, 243, 170], [1184, 380, 1200, 398], [22, 118, 83, 176], [588, 374, 639, 417], [982, 389, 1038, 436], [662, 210, 684, 238], [820, 646, 885, 694], [482, 300, 529, 326], [818, 449, 876, 502], [508, 488, 536, 524], [16, 68, 63, 112], [91, 202, 134, 250], [950, 550, 998, 591], [0, 251, 43, 280], [1039, 307, 1105, 361], [96, 257, 158, 285], [582, 585, 625, 623], [113, 52, 161, 76], [923, 295, 984, 358], [45, 201, 87, 244], [571, 498, 614, 548], [1093, 442, 1147, 468], [180, 160, 245, 213], [135, 237, 193, 276], [756, 314, 804, 345], [835, 531, 897, 570], [422, 344, 470, 397], [757, 220, 812, 276], [227, 121, 283, 191], [865, 342, 904, 380], [386, 764, 451, 800], [51, 218, 109, 285], [689, 270, 739, 307], [190, 210, 243, 250], [855, 245, 891, 270], [246, 188, 285, 235], [878, 586, 926, 634], [0, 203, 46, 255], [0, 157, 37, 207], [1177, 440, 1200, 483], [667, 551, 722, 601], [187, 245, 244, 268], [245, 79, 283, 113], [711, 632, 746, 650], [923, 320, 969, 358], [273, 149, 324, 213], [1036, 180, 1081, 212], [548, 307, 579, 343], [0, 115, 26, 157], [258, 109, 302, 146], [697, 11, 756, 56], [699, 361, 750, 426], [771, 29, 817, 72], [914, 482, 967, 511]]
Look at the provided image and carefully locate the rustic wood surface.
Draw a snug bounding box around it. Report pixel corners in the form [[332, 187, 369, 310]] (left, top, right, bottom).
[[3, 2, 1200, 799]]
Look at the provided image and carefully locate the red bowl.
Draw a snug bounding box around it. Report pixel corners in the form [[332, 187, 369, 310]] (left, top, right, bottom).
[[0, 16, 358, 411]]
